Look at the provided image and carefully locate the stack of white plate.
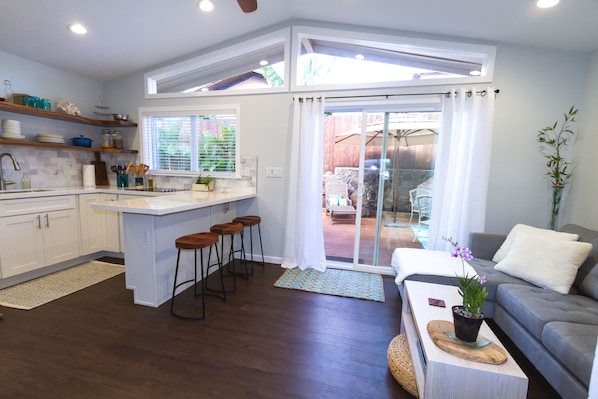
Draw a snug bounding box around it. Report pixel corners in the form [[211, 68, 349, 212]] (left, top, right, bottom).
[[36, 133, 65, 144], [1, 119, 25, 140]]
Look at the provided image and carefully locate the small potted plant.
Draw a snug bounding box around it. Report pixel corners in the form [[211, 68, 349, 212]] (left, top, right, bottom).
[[444, 236, 488, 342], [193, 174, 215, 192]]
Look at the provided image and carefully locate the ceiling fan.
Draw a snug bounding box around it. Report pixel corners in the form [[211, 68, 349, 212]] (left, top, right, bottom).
[[237, 0, 257, 13]]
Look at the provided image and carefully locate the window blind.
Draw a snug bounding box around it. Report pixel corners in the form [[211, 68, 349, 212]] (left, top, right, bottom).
[[141, 107, 238, 177]]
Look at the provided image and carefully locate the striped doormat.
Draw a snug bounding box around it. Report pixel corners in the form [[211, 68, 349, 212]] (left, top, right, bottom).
[[274, 268, 385, 302]]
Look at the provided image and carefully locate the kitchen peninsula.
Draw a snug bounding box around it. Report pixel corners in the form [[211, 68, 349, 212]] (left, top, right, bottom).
[[92, 189, 256, 307]]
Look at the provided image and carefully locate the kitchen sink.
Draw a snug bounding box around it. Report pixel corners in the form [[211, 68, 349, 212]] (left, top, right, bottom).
[[0, 189, 53, 194]]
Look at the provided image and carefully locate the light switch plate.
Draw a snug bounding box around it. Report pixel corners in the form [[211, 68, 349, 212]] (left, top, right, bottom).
[[265, 167, 283, 178]]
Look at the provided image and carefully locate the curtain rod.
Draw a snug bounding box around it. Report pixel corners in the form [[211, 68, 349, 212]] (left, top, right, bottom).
[[296, 89, 500, 102]]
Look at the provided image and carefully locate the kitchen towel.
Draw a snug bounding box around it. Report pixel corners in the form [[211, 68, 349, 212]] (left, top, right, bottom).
[[82, 164, 96, 188]]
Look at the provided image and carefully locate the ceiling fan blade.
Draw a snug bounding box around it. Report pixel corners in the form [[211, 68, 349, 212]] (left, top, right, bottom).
[[237, 0, 257, 13]]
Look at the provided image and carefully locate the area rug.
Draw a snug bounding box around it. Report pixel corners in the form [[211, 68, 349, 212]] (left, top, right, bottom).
[[0, 260, 124, 310], [273, 268, 385, 302], [410, 224, 429, 249]]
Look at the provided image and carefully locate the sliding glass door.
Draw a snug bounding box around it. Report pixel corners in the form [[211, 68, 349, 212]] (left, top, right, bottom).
[[323, 105, 439, 272]]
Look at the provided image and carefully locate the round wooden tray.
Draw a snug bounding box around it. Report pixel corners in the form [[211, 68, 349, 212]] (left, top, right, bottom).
[[427, 320, 508, 365]]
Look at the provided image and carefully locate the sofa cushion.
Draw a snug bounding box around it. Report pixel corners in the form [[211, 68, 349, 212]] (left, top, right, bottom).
[[542, 322, 598, 387], [561, 224, 598, 299], [492, 224, 579, 263], [496, 284, 598, 341], [494, 232, 592, 294], [468, 258, 533, 302]]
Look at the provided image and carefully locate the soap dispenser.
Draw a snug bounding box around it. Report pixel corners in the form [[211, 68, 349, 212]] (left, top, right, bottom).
[[21, 173, 31, 189]]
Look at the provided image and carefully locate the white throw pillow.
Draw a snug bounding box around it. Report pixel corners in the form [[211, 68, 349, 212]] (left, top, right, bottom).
[[494, 232, 592, 294], [492, 224, 579, 263]]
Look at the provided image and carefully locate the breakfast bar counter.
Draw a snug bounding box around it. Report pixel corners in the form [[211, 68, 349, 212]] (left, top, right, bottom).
[[92, 190, 257, 307]]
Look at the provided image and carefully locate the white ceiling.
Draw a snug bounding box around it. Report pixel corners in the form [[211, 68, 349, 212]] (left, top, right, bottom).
[[1, 0, 597, 83]]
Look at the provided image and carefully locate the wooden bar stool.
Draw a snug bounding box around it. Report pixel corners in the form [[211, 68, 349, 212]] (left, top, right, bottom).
[[233, 215, 265, 274], [170, 232, 224, 320], [210, 222, 249, 292]]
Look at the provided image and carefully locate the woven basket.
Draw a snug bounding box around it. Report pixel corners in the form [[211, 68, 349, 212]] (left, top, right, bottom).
[[387, 333, 419, 398]]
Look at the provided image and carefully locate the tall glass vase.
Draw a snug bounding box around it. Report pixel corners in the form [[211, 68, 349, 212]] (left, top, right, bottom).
[[550, 185, 564, 231]]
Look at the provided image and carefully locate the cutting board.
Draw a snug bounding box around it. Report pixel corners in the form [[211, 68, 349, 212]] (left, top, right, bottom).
[[92, 153, 109, 186], [427, 320, 508, 364]]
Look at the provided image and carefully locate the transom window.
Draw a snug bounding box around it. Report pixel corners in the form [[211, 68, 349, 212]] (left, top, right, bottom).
[[144, 24, 495, 98], [140, 105, 240, 177], [292, 26, 495, 91]]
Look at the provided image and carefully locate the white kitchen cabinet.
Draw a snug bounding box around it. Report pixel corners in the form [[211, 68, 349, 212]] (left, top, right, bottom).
[[0, 199, 80, 278], [79, 193, 120, 254]]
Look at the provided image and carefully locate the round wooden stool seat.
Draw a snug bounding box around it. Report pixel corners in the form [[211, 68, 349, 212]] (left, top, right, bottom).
[[210, 222, 243, 236], [175, 232, 219, 250], [232, 215, 261, 227]]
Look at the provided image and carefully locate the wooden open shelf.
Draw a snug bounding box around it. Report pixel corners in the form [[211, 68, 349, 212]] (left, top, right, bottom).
[[0, 138, 138, 154], [0, 101, 137, 127]]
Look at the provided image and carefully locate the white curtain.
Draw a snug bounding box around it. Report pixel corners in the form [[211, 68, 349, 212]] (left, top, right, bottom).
[[281, 96, 327, 271], [428, 87, 496, 250]]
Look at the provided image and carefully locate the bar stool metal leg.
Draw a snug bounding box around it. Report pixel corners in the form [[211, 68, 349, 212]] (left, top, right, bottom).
[[170, 247, 205, 320], [210, 222, 249, 293], [233, 216, 265, 274], [170, 232, 221, 320]]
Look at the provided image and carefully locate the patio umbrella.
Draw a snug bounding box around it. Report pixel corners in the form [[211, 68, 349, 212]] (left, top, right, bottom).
[[334, 117, 439, 146], [334, 116, 439, 227]]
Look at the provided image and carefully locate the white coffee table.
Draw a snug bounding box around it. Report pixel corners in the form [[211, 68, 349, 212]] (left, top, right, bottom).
[[401, 280, 528, 399]]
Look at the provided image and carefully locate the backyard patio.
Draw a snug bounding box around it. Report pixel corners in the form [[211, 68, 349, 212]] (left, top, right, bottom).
[[322, 210, 426, 266]]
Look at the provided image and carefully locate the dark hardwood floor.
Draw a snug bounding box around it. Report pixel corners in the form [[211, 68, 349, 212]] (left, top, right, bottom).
[[0, 263, 561, 398]]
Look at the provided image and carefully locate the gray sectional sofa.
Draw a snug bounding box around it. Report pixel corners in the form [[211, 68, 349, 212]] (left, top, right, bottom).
[[401, 224, 598, 399]]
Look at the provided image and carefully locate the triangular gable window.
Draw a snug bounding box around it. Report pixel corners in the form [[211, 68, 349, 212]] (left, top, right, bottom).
[[144, 24, 495, 98]]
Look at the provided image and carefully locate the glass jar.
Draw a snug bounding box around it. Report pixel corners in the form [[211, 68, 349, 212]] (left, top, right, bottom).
[[112, 130, 123, 149], [4, 79, 13, 104], [101, 128, 113, 148]]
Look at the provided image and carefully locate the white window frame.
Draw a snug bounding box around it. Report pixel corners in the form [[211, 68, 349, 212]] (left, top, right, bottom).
[[144, 28, 291, 99], [138, 105, 241, 178], [291, 25, 496, 93], [143, 24, 496, 99]]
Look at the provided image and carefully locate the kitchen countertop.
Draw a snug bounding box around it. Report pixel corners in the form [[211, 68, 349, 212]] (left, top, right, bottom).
[[0, 185, 256, 216], [0, 185, 183, 200], [91, 189, 256, 216]]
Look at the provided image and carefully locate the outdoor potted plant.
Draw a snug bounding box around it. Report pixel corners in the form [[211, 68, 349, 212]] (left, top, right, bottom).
[[536, 106, 578, 230], [193, 174, 215, 192], [445, 236, 488, 343]]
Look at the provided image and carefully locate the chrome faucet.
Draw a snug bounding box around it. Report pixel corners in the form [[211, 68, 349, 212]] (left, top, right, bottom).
[[0, 153, 21, 190]]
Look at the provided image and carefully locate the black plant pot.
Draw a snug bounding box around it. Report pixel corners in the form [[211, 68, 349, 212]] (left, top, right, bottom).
[[452, 305, 484, 343]]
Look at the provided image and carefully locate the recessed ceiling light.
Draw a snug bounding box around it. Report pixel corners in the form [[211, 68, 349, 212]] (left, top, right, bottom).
[[68, 23, 87, 35], [537, 0, 559, 8], [469, 70, 481, 76], [355, 54, 365, 60], [198, 0, 214, 12], [259, 60, 269, 66]]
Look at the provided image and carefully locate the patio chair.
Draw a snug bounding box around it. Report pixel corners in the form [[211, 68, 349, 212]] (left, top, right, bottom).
[[408, 188, 432, 224], [325, 182, 356, 224], [412, 194, 432, 242]]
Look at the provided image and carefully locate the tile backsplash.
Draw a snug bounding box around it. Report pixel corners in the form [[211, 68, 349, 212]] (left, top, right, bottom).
[[1, 146, 257, 192]]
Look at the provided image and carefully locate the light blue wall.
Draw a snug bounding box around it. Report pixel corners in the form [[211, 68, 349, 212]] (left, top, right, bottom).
[[1, 29, 595, 259], [486, 45, 588, 233], [1, 50, 103, 116], [570, 49, 598, 228]]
